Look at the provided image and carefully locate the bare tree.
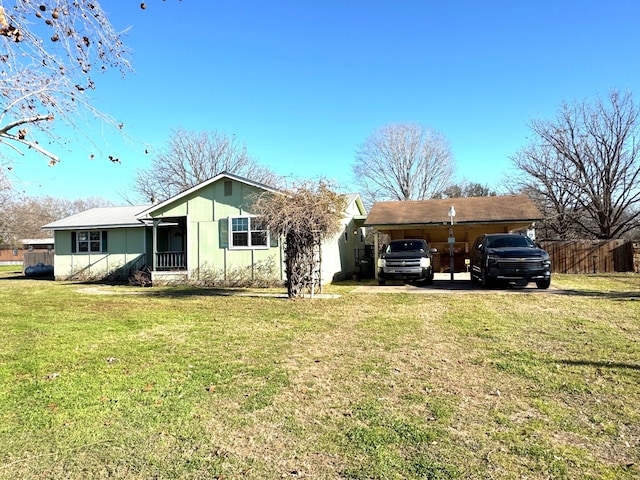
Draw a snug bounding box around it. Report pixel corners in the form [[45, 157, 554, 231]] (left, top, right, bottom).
[[512, 91, 640, 239], [436, 179, 497, 199], [353, 123, 455, 206], [0, 165, 15, 246], [511, 144, 585, 239], [0, 193, 112, 245], [133, 128, 281, 202], [0, 163, 11, 202], [0, 1, 132, 165], [251, 179, 347, 299]]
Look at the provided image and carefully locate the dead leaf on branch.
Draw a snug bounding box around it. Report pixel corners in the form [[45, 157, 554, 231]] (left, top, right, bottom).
[[0, 6, 8, 28]]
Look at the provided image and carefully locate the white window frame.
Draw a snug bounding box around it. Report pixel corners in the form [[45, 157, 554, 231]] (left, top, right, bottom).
[[77, 230, 103, 253], [228, 215, 269, 249]]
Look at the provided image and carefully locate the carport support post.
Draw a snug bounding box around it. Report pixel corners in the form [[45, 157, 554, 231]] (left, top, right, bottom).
[[373, 231, 380, 280], [448, 206, 456, 281], [152, 219, 159, 272]]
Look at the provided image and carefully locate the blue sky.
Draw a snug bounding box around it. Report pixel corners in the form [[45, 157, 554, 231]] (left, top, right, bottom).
[[9, 0, 640, 202]]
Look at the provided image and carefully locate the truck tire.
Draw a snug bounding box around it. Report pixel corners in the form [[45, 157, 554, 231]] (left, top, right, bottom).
[[481, 268, 492, 288], [536, 278, 551, 289]]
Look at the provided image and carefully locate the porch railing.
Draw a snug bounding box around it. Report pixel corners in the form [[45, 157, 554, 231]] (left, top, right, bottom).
[[156, 251, 186, 271]]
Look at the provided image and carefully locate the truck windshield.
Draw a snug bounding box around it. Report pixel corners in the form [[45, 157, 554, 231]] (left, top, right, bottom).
[[487, 236, 535, 248], [386, 241, 424, 253]]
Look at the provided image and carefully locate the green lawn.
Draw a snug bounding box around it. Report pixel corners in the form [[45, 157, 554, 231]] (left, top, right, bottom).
[[0, 269, 639, 479]]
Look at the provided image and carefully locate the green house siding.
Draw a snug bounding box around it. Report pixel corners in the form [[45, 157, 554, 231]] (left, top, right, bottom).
[[149, 179, 255, 221], [53, 228, 146, 280], [150, 179, 283, 280], [46, 174, 364, 285]]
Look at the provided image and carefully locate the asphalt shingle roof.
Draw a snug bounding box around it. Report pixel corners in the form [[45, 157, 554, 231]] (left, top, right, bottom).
[[364, 194, 542, 227], [42, 205, 151, 230]]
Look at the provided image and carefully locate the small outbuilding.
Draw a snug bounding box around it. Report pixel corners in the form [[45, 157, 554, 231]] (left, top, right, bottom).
[[364, 194, 543, 273]]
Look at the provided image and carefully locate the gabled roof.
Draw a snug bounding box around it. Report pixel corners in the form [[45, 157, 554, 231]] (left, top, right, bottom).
[[137, 171, 282, 219], [42, 205, 150, 231], [41, 173, 363, 231], [365, 194, 542, 227], [344, 193, 367, 216]]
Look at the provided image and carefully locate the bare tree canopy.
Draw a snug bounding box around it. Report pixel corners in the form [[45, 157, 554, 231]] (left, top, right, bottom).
[[0, 0, 132, 164], [133, 128, 281, 203], [436, 179, 497, 199], [352, 123, 455, 206], [251, 179, 347, 298], [0, 191, 112, 246], [0, 162, 11, 202], [512, 90, 640, 240]]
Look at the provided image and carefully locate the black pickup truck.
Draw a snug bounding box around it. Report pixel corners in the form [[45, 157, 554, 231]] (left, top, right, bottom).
[[377, 239, 437, 286], [470, 233, 551, 288]]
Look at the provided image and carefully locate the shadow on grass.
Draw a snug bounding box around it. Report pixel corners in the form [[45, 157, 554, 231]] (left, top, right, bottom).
[[75, 285, 292, 298], [374, 279, 639, 298], [415, 278, 640, 300], [551, 289, 640, 300], [143, 287, 290, 298], [550, 358, 640, 371], [2, 274, 54, 281]]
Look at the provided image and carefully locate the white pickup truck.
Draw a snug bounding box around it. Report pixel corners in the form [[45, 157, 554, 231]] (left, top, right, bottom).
[[377, 239, 437, 286]]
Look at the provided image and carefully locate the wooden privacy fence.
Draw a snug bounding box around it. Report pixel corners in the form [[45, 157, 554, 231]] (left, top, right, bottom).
[[540, 240, 640, 274], [23, 251, 54, 272]]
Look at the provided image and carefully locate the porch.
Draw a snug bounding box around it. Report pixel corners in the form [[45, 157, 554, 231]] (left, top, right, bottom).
[[149, 216, 188, 281]]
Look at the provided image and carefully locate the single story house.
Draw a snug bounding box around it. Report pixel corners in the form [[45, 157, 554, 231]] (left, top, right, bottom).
[[42, 172, 367, 284], [365, 194, 543, 272]]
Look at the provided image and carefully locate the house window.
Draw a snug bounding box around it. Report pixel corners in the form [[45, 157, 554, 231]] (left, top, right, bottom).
[[73, 230, 107, 253], [224, 180, 233, 196], [229, 216, 268, 248]]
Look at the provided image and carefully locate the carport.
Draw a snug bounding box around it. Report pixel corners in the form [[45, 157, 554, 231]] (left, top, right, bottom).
[[364, 194, 543, 275]]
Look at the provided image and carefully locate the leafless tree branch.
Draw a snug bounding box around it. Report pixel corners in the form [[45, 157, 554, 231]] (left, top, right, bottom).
[[133, 128, 282, 203], [352, 123, 455, 207], [0, 1, 133, 164], [251, 179, 347, 298], [512, 90, 640, 239]]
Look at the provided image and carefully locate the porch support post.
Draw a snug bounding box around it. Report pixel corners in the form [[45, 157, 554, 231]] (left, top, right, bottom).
[[373, 231, 380, 280], [152, 219, 159, 271]]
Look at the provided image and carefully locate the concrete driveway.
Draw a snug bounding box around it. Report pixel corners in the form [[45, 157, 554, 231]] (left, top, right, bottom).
[[352, 272, 558, 294]]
